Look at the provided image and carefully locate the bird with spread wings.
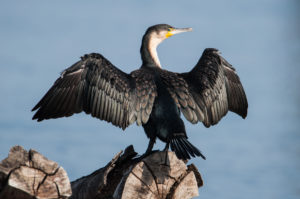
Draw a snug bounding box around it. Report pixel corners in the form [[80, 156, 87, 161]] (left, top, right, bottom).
[[32, 24, 248, 160]]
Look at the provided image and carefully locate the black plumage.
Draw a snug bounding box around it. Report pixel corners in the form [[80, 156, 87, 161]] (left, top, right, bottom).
[[32, 24, 248, 160]]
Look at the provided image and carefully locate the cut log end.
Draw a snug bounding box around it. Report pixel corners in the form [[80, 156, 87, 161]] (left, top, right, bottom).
[[114, 151, 202, 199], [0, 146, 71, 199]]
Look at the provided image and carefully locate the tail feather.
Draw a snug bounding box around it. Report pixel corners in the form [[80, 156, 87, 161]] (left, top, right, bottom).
[[170, 137, 206, 160], [178, 138, 195, 158], [182, 138, 206, 159], [171, 139, 184, 159], [175, 139, 190, 159]]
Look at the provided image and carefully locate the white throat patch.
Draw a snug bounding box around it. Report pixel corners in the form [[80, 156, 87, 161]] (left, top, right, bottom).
[[148, 31, 167, 68]]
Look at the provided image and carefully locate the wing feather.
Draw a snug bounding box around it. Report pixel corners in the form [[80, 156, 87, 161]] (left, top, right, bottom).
[[180, 48, 248, 127], [159, 48, 247, 127], [159, 70, 202, 124], [32, 53, 157, 129]]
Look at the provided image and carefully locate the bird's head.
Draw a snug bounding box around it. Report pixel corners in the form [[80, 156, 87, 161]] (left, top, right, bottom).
[[144, 24, 192, 44], [141, 24, 192, 67]]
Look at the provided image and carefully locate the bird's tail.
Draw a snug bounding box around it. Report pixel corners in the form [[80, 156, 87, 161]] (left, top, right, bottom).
[[170, 137, 206, 160]]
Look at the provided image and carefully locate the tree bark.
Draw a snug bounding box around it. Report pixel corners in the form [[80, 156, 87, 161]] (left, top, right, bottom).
[[0, 145, 203, 199]]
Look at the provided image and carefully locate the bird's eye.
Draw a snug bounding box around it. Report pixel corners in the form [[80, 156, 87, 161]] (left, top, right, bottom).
[[168, 28, 172, 32]]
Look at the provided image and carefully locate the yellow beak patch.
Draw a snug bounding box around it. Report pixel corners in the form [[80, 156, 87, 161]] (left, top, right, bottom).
[[166, 31, 174, 38]]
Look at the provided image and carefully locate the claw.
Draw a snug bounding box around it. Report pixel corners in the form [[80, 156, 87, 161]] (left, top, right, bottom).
[[133, 150, 159, 162]]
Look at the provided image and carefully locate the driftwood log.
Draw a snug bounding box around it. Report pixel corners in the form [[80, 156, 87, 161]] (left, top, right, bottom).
[[0, 145, 203, 199]]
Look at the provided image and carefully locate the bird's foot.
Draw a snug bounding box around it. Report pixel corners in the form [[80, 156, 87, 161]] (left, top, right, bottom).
[[133, 150, 159, 162]]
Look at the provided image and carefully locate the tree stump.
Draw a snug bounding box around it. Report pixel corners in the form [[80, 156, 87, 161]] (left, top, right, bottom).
[[0, 145, 203, 199], [113, 151, 203, 199], [0, 146, 71, 199]]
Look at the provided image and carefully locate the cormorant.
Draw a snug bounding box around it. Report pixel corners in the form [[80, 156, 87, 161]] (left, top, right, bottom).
[[32, 24, 248, 160]]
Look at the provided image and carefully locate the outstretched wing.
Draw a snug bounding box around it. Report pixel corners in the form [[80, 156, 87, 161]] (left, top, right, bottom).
[[32, 53, 157, 129], [161, 48, 248, 127], [181, 48, 248, 127]]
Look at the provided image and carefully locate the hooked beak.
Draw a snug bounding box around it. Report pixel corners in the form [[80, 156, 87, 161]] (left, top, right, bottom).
[[172, 27, 193, 34], [166, 27, 192, 38]]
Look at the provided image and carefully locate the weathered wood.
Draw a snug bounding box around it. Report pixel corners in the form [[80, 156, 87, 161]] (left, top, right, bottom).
[[0, 145, 203, 199], [71, 146, 203, 199], [0, 146, 71, 199], [70, 145, 138, 199], [113, 151, 202, 199]]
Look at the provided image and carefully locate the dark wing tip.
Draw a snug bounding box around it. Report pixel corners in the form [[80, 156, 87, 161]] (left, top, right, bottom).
[[32, 110, 43, 121], [31, 105, 39, 112], [241, 106, 248, 119]]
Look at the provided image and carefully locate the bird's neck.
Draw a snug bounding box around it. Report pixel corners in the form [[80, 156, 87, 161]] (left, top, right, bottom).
[[140, 32, 162, 68]]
